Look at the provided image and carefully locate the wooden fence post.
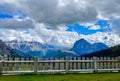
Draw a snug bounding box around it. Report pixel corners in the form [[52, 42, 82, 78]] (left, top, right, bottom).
[[118, 56, 120, 71], [93, 57, 97, 73], [65, 56, 69, 73], [0, 57, 3, 75], [34, 57, 38, 73]]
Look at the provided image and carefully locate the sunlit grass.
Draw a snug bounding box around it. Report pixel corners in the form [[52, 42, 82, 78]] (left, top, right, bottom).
[[0, 72, 120, 81]]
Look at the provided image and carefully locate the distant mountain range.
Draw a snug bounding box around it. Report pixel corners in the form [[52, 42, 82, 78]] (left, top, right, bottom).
[[71, 39, 108, 55], [13, 49, 76, 58], [4, 40, 76, 58], [1, 38, 119, 58], [5, 40, 56, 51], [82, 44, 120, 57]]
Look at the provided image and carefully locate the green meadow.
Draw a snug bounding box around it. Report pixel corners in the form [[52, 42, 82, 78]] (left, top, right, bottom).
[[0, 72, 120, 81]]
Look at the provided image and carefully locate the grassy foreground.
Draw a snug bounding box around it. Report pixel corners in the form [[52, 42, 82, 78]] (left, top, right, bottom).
[[0, 73, 120, 81]]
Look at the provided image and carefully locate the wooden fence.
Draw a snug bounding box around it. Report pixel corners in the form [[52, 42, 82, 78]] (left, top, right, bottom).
[[0, 57, 120, 74]]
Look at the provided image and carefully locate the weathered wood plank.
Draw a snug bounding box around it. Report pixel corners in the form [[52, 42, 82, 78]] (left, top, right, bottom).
[[1, 57, 120, 74]]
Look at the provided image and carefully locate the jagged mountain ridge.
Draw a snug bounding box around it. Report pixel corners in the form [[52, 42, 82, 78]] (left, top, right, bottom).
[[71, 39, 108, 55], [3, 39, 109, 58], [5, 40, 75, 58], [5, 40, 56, 51]]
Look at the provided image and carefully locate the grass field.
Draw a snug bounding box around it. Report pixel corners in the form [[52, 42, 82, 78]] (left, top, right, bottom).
[[0, 72, 120, 81]]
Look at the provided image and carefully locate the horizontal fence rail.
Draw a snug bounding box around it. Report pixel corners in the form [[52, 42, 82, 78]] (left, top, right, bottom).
[[0, 57, 120, 75]]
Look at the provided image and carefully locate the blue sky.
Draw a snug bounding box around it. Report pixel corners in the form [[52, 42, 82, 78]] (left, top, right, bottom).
[[67, 20, 112, 35], [0, 13, 112, 35], [0, 14, 13, 18]]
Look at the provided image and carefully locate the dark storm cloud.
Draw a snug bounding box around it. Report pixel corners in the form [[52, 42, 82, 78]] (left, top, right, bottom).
[[20, 0, 97, 27]]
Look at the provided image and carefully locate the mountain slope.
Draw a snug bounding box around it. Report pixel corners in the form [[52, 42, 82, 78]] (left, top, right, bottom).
[[13, 49, 76, 58], [0, 39, 17, 57], [82, 45, 120, 57], [5, 40, 76, 58], [71, 39, 108, 55]]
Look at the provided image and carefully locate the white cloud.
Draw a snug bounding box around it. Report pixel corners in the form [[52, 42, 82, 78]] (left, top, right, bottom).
[[1, 27, 120, 48], [0, 0, 120, 47], [0, 27, 79, 48], [32, 27, 79, 47], [89, 25, 101, 30], [0, 0, 119, 31], [79, 32, 120, 47], [0, 0, 98, 27], [110, 18, 120, 36], [0, 0, 119, 34], [0, 17, 35, 30]]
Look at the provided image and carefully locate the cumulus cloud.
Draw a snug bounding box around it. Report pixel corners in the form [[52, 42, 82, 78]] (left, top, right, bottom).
[[0, 28, 79, 48], [0, 0, 120, 47], [110, 18, 120, 36], [0, 1, 21, 15], [0, 0, 120, 28], [80, 32, 120, 47], [0, 0, 98, 27], [19, 0, 97, 27], [0, 18, 35, 29], [86, 0, 120, 18], [89, 25, 101, 30], [1, 28, 120, 48], [86, 0, 120, 36]]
